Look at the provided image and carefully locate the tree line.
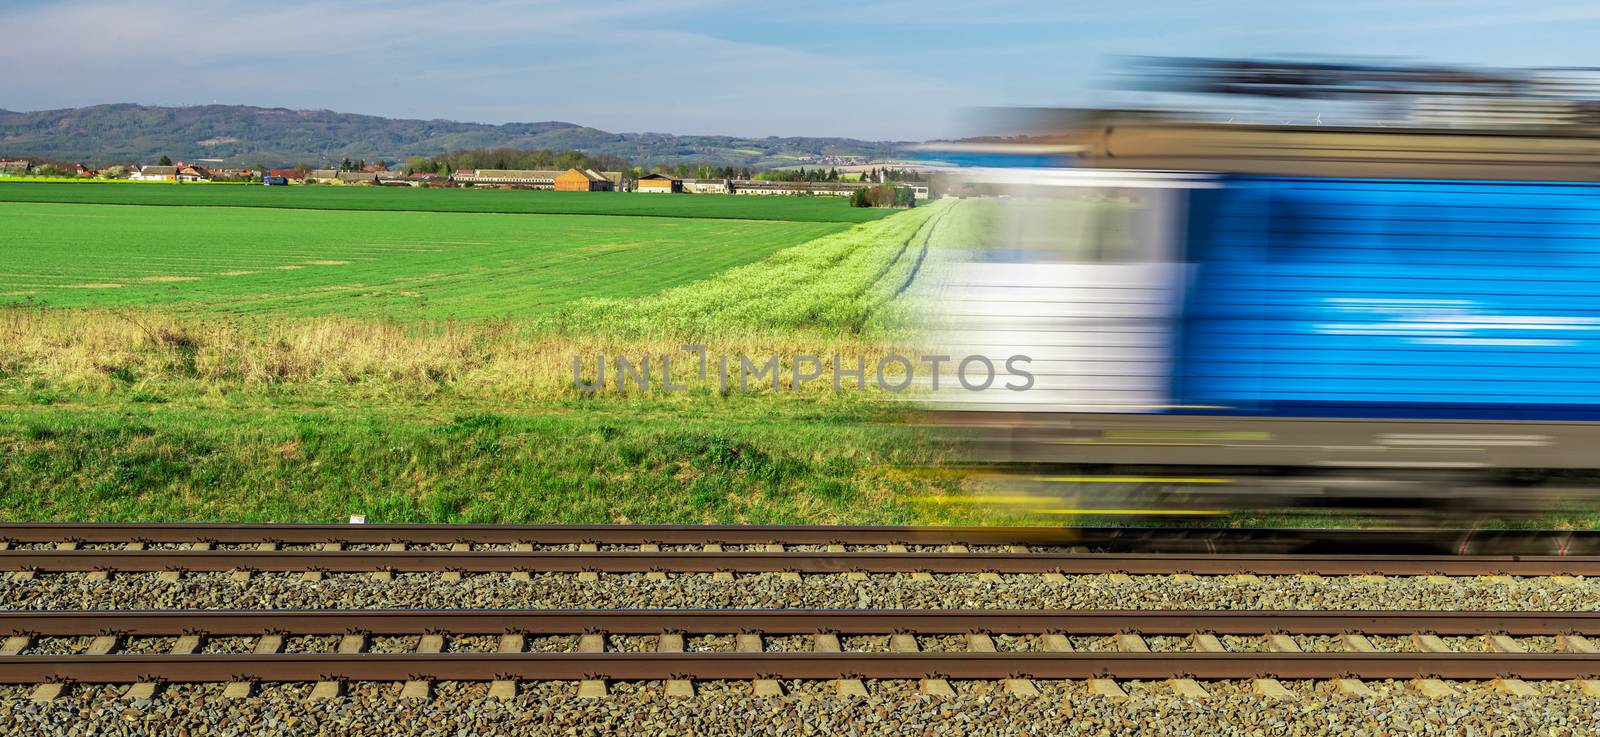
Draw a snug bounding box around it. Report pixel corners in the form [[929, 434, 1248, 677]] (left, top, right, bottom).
[[754, 166, 846, 182], [850, 183, 917, 209], [633, 163, 755, 180], [750, 166, 930, 183], [403, 148, 631, 175]]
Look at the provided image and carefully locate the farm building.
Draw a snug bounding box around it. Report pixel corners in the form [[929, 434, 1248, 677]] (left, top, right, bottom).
[[729, 180, 862, 196], [309, 170, 384, 184], [450, 169, 566, 188], [129, 165, 178, 181], [451, 168, 623, 190], [0, 159, 30, 174], [405, 173, 451, 187], [682, 178, 730, 194], [635, 173, 682, 193], [555, 168, 617, 192], [267, 169, 306, 183]]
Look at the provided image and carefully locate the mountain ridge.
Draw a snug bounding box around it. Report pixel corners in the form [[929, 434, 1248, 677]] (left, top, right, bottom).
[[0, 104, 908, 168]]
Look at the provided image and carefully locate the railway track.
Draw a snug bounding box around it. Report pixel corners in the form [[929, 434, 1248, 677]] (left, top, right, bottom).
[[9, 523, 1600, 717], [9, 548, 1600, 576], [3, 517, 1600, 549], [5, 523, 1596, 554], [4, 524, 1600, 578], [3, 609, 1600, 699]]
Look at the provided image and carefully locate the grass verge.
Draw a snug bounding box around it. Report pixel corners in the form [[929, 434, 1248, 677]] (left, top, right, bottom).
[[0, 394, 954, 524]]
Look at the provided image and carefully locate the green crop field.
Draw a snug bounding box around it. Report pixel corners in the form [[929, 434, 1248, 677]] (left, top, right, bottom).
[[0, 190, 970, 525], [0, 181, 888, 223], [0, 202, 846, 319]]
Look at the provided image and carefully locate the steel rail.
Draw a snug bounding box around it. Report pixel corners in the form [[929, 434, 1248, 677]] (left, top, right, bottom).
[[3, 609, 1599, 637], [2, 523, 1595, 555], [0, 523, 1103, 545], [3, 653, 1599, 683], [4, 550, 1599, 576]]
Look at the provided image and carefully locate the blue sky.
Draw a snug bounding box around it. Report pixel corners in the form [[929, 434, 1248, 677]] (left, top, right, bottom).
[[3, 0, 1599, 140]]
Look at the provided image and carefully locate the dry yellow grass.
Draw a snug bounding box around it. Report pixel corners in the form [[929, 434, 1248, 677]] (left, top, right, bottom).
[[0, 308, 918, 402]]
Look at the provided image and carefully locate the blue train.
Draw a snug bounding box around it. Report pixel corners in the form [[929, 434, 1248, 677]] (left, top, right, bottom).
[[925, 164, 1600, 517], [1178, 175, 1600, 421]]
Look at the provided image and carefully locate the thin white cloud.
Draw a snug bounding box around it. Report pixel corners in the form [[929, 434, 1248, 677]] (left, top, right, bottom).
[[526, 29, 979, 138], [0, 0, 722, 64], [0, 0, 973, 138]]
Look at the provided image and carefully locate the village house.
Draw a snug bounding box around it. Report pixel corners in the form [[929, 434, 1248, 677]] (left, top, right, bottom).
[[634, 173, 682, 193], [175, 163, 211, 182], [554, 168, 618, 192], [0, 159, 30, 174], [267, 169, 306, 183], [129, 165, 178, 181]]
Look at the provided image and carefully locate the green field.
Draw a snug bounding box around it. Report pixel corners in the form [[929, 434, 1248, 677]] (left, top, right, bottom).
[[1, 202, 845, 319], [0, 189, 962, 523], [0, 181, 888, 223]]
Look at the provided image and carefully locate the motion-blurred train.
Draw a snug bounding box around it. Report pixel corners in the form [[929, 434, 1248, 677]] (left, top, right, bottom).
[[914, 112, 1600, 522]]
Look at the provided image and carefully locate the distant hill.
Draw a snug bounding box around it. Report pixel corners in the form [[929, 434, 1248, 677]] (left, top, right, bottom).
[[0, 104, 908, 168]]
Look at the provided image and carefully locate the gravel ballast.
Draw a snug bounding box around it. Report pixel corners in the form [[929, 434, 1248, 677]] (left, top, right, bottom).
[[8, 562, 1597, 734], [0, 682, 1594, 736], [4, 572, 1597, 611]]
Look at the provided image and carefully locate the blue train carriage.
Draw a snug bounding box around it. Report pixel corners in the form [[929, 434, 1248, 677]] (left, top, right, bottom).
[[912, 162, 1600, 480], [1175, 176, 1600, 422]]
